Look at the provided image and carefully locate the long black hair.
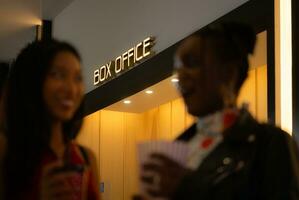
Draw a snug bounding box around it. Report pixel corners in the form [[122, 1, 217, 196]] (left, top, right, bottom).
[[3, 39, 84, 198], [0, 62, 9, 98]]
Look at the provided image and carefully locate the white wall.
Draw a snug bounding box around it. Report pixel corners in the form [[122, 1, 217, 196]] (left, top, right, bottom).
[[53, 0, 248, 93], [0, 0, 41, 61], [42, 0, 75, 20]]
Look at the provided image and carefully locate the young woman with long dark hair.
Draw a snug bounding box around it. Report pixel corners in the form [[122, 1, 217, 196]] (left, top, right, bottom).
[[3, 40, 99, 200]]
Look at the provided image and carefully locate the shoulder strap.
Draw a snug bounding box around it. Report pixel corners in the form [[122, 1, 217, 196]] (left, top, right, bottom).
[[78, 145, 90, 165]]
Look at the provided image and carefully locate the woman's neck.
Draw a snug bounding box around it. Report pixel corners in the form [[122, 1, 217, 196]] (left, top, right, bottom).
[[50, 121, 66, 158]]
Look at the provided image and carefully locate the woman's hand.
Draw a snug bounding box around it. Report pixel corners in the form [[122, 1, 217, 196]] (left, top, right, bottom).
[[141, 153, 192, 198], [40, 161, 81, 200]]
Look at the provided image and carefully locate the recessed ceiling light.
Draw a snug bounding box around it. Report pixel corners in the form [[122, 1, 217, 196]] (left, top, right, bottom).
[[145, 90, 153, 94], [171, 78, 179, 83], [124, 100, 131, 104]]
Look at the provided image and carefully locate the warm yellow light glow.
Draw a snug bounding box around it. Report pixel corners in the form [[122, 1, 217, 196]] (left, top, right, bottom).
[[171, 78, 179, 83], [34, 19, 42, 26], [145, 90, 153, 94], [124, 100, 131, 104], [276, 0, 293, 134]]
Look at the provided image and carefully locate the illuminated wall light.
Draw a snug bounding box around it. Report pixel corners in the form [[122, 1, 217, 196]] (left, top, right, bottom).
[[35, 19, 42, 26], [276, 0, 293, 134], [124, 100, 131, 104], [145, 90, 153, 94], [171, 78, 179, 83], [36, 25, 42, 41]]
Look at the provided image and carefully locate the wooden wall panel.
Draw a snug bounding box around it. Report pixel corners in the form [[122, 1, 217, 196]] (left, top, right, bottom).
[[99, 110, 125, 200], [143, 108, 159, 140], [77, 111, 100, 173], [171, 99, 186, 139], [157, 103, 172, 140], [237, 66, 268, 121], [238, 69, 257, 116], [256, 65, 268, 122], [123, 113, 144, 200]]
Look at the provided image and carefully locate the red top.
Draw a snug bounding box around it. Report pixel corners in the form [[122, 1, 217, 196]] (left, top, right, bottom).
[[23, 142, 99, 200]]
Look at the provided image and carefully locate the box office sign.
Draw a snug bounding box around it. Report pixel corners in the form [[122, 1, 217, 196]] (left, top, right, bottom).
[[93, 37, 155, 86]]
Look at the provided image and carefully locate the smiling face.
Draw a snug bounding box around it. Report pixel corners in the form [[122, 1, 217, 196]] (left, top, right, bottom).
[[174, 35, 238, 117], [43, 51, 84, 122]]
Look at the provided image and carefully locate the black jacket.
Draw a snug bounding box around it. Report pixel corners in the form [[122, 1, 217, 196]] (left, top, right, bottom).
[[174, 109, 299, 200]]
